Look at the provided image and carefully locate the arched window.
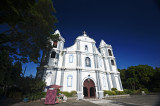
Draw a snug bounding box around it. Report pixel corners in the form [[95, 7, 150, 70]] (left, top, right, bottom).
[[108, 49, 112, 56], [111, 59, 115, 65], [85, 57, 91, 67], [53, 41, 57, 48], [69, 55, 73, 63], [67, 75, 73, 87], [51, 51, 56, 58], [85, 45, 88, 51]]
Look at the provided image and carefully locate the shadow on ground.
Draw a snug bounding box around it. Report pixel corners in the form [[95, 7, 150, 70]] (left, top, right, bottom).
[[0, 94, 160, 106]]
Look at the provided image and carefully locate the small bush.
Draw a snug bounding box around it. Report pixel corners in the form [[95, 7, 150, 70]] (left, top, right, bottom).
[[62, 91, 77, 97], [112, 91, 116, 95], [27, 92, 46, 101], [104, 90, 114, 95], [8, 91, 22, 98], [111, 88, 117, 91], [62, 91, 72, 97], [131, 90, 140, 94], [115, 91, 125, 95], [123, 89, 132, 94], [139, 88, 149, 94], [104, 90, 126, 95], [70, 91, 77, 97]]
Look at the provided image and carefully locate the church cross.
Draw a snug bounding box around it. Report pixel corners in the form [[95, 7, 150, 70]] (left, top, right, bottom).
[[83, 31, 86, 34]]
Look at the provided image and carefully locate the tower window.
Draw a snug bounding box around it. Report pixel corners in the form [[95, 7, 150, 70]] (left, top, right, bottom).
[[51, 51, 56, 58], [53, 41, 57, 48], [56, 53, 59, 59], [85, 57, 91, 67], [108, 49, 112, 56], [111, 60, 115, 65], [85, 45, 88, 51], [69, 55, 73, 63]]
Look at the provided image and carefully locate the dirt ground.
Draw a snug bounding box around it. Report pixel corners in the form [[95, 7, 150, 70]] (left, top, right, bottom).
[[0, 94, 160, 106]]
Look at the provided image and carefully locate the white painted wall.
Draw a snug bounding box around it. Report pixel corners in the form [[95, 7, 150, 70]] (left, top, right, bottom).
[[41, 30, 123, 94], [63, 70, 77, 92], [65, 53, 77, 69]]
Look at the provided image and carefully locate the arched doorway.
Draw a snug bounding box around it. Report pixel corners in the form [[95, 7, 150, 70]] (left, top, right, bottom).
[[83, 79, 96, 98], [83, 87, 88, 97]]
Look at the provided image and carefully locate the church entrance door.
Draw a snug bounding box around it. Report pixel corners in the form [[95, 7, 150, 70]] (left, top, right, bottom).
[[83, 79, 96, 98]]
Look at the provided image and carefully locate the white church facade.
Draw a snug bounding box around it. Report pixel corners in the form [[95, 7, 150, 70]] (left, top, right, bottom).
[[37, 30, 123, 99]]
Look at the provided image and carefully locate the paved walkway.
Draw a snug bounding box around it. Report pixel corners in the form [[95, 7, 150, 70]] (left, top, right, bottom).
[[0, 94, 160, 106], [108, 95, 160, 106], [84, 95, 160, 106]]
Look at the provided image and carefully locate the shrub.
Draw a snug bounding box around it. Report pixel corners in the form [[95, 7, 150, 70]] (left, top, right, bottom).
[[104, 90, 115, 95], [27, 92, 46, 101], [139, 88, 149, 94], [112, 91, 116, 95], [111, 88, 117, 91], [104, 90, 126, 95], [70, 91, 77, 97], [62, 91, 72, 97], [115, 91, 125, 95], [131, 90, 140, 94], [8, 91, 22, 98], [123, 89, 132, 94], [62, 91, 77, 97]]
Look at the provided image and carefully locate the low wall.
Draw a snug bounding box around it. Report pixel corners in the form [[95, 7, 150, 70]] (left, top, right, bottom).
[[105, 94, 130, 99]]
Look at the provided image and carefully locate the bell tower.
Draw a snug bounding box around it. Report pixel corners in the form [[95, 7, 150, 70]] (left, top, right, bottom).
[[99, 40, 117, 72], [48, 30, 65, 67]]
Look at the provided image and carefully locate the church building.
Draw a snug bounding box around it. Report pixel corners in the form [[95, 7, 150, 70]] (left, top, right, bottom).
[[37, 30, 123, 99]]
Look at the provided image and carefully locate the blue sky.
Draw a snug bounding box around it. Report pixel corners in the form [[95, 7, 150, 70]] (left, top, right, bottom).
[[17, 0, 160, 76]]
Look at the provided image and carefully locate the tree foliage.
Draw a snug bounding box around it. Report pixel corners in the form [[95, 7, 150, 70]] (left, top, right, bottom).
[[0, 50, 46, 98], [119, 65, 160, 91], [0, 50, 22, 95], [0, 0, 59, 63], [18, 75, 46, 96]]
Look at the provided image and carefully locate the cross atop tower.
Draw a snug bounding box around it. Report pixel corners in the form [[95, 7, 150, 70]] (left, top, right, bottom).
[[83, 31, 86, 34], [83, 31, 87, 36]]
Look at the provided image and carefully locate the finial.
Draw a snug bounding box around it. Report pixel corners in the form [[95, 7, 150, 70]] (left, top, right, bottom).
[[83, 31, 87, 36]]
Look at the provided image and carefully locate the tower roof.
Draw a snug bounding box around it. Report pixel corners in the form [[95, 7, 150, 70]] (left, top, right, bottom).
[[53, 30, 65, 42], [99, 40, 110, 47]]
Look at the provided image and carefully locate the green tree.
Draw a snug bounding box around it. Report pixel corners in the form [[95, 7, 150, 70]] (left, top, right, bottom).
[[18, 75, 46, 99], [150, 67, 160, 91], [0, 0, 59, 63], [119, 65, 154, 90], [126, 78, 139, 90], [0, 50, 23, 95], [11, 61, 22, 85], [0, 50, 13, 94]]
